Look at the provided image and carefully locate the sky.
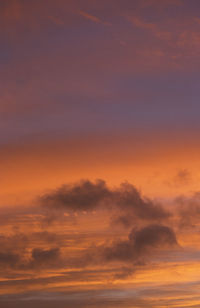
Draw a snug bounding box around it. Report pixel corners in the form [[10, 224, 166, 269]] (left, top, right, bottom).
[[1, 0, 200, 307]]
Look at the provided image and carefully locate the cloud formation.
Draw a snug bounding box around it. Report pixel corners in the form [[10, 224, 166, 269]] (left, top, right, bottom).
[[40, 180, 171, 226], [102, 224, 178, 263], [29, 248, 61, 269], [0, 251, 20, 269], [0, 247, 61, 272]]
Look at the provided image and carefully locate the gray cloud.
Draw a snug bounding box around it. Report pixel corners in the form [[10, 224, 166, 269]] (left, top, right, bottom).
[[0, 245, 61, 272], [40, 180, 171, 225], [0, 180, 180, 284], [40, 180, 111, 211], [28, 248, 60, 269], [0, 252, 20, 269], [102, 224, 178, 263]]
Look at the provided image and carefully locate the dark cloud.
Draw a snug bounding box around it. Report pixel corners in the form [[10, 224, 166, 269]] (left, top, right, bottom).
[[0, 229, 98, 273], [28, 248, 60, 269], [0, 241, 61, 271], [40, 180, 171, 224], [0, 233, 28, 252], [40, 180, 111, 211], [102, 224, 178, 263], [0, 224, 177, 274], [0, 252, 20, 269], [0, 180, 179, 282], [131, 224, 178, 252], [111, 182, 170, 225]]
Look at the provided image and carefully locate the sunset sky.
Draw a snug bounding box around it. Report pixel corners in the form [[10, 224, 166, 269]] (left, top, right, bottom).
[[1, 0, 200, 307]]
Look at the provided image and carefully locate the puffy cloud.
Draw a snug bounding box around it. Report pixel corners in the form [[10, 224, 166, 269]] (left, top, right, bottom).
[[40, 180, 170, 225], [102, 224, 178, 263], [40, 180, 111, 211]]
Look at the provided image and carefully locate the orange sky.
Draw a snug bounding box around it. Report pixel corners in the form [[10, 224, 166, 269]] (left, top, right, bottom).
[[1, 134, 200, 205]]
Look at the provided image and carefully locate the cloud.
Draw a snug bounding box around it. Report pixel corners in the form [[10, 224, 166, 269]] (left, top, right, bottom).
[[0, 247, 61, 272], [0, 229, 63, 271], [40, 180, 171, 225], [40, 179, 111, 211], [175, 192, 200, 227], [127, 15, 171, 41], [2, 281, 200, 308], [112, 182, 170, 225], [0, 251, 20, 269], [102, 224, 178, 263], [79, 10, 111, 26], [0, 289, 155, 308], [128, 16, 157, 32], [66, 223, 179, 280], [29, 248, 60, 269]]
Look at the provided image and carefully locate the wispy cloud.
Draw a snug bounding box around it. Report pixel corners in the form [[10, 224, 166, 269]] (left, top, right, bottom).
[[79, 10, 111, 26], [127, 15, 171, 41]]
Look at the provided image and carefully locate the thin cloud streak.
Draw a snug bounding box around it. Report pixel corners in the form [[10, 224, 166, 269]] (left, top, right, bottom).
[[79, 10, 111, 26]]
